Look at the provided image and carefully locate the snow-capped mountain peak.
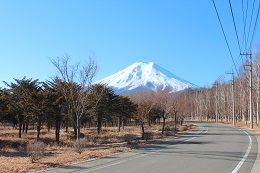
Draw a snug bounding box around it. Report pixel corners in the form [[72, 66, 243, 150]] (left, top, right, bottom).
[[95, 62, 198, 94]]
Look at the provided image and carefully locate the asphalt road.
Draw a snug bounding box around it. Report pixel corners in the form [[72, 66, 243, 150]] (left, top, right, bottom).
[[43, 122, 258, 173]]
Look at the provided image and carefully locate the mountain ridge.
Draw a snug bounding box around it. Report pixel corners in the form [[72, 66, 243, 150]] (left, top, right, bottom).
[[95, 62, 198, 94]]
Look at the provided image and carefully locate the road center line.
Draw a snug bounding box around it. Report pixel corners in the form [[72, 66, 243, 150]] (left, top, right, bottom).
[[230, 130, 252, 173]]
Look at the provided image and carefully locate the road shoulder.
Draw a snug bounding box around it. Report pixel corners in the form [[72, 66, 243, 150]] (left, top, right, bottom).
[[249, 130, 260, 173], [42, 125, 205, 173]]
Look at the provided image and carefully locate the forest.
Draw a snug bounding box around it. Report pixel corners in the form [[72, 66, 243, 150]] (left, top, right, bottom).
[[0, 56, 191, 145]]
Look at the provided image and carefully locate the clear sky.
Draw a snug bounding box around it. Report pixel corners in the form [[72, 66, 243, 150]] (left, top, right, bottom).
[[0, 0, 259, 88]]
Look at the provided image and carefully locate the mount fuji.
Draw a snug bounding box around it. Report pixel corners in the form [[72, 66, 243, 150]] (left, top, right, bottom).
[[95, 62, 198, 94]]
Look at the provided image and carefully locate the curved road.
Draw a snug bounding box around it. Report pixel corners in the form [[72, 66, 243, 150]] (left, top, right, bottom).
[[43, 122, 258, 173]]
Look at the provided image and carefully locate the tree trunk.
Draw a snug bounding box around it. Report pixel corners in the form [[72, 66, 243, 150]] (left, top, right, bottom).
[[161, 116, 166, 135], [55, 118, 61, 144], [118, 117, 121, 132], [73, 123, 77, 140], [65, 114, 69, 133], [25, 121, 29, 133], [148, 118, 151, 127], [36, 121, 41, 141], [18, 114, 24, 138], [47, 121, 51, 132], [18, 120, 22, 138], [174, 112, 177, 133], [76, 115, 80, 140], [66, 109, 70, 133], [22, 122, 25, 132], [257, 100, 259, 125], [12, 117, 18, 128], [141, 122, 145, 140], [97, 113, 102, 134]]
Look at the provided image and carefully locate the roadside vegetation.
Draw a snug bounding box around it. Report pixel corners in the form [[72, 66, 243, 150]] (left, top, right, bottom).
[[189, 47, 260, 126], [0, 55, 196, 172]]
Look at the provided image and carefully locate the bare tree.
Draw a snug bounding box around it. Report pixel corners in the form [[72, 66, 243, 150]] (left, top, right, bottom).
[[130, 90, 158, 140], [51, 55, 98, 140], [170, 94, 181, 133], [157, 88, 175, 135]]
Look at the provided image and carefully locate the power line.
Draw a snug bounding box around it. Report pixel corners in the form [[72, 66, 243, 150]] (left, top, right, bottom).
[[229, 0, 242, 53], [212, 0, 239, 76], [241, 0, 249, 52], [212, 0, 260, 86], [249, 1, 260, 50], [245, 0, 256, 52]]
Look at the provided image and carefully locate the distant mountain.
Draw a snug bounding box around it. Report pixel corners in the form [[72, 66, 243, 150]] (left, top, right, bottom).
[[95, 62, 198, 94]]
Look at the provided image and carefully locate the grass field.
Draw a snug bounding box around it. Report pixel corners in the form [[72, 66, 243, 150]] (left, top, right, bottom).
[[0, 122, 196, 173]]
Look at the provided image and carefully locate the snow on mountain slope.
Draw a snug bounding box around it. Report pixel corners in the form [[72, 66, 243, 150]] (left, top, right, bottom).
[[95, 62, 198, 94]]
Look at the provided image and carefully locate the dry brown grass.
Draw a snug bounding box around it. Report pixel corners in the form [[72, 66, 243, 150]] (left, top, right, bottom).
[[221, 121, 260, 133], [0, 122, 196, 173]]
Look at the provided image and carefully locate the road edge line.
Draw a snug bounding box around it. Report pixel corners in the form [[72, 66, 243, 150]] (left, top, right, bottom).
[[231, 130, 252, 173]]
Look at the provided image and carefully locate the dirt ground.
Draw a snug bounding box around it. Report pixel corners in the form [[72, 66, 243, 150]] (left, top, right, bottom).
[[0, 123, 196, 173], [222, 120, 260, 133], [199, 118, 260, 133]]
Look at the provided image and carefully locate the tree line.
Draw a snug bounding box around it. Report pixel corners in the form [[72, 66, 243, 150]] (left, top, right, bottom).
[[186, 47, 260, 127], [3, 50, 259, 144], [0, 56, 190, 144]]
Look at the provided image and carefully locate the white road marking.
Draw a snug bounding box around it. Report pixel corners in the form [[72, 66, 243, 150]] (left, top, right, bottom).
[[79, 153, 149, 173], [230, 130, 252, 173], [78, 126, 208, 173], [180, 127, 208, 144]]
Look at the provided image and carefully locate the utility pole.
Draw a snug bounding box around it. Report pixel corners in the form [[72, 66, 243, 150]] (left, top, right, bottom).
[[195, 90, 199, 121], [242, 52, 253, 129], [226, 69, 235, 125], [214, 82, 219, 123]]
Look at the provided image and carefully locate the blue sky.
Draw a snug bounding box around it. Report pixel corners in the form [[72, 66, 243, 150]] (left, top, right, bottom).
[[0, 0, 259, 88]]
